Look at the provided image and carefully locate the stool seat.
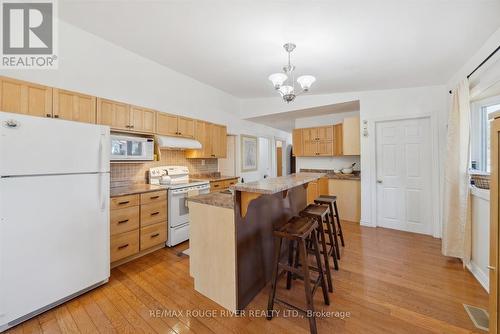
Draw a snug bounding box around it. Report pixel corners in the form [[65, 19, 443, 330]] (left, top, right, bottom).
[[315, 195, 337, 202], [277, 216, 317, 239], [301, 203, 330, 217]]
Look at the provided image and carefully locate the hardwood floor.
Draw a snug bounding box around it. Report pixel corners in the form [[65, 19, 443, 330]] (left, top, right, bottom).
[[6, 222, 488, 334]]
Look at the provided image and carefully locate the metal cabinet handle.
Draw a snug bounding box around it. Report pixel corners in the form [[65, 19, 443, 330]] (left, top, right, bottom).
[[151, 233, 160, 238], [118, 219, 129, 224], [151, 211, 160, 216], [46, 113, 52, 118], [118, 201, 130, 205], [150, 196, 160, 200], [54, 114, 59, 118], [118, 244, 129, 250]]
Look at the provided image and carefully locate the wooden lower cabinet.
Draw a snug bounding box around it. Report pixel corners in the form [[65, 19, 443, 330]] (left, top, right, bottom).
[[110, 190, 167, 266], [328, 179, 361, 222], [111, 230, 140, 263], [210, 178, 238, 192], [140, 222, 167, 251]]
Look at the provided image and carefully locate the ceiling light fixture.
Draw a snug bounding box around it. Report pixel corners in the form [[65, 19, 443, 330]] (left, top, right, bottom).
[[268, 43, 316, 103]]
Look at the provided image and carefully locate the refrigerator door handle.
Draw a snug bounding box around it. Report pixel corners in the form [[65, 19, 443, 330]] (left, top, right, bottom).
[[98, 133, 106, 211]]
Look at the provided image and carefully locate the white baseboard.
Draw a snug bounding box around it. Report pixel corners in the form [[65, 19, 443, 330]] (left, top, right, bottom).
[[360, 220, 375, 227], [467, 261, 489, 293]]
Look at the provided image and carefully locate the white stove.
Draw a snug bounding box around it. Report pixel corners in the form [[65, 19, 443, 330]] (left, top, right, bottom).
[[149, 166, 210, 246]]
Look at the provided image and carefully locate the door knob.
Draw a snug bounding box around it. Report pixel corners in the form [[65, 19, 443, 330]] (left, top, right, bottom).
[[377, 180, 383, 184], [488, 265, 496, 271]]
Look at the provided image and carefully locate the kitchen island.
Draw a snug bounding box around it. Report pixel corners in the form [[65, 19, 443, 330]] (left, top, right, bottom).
[[187, 172, 324, 311]]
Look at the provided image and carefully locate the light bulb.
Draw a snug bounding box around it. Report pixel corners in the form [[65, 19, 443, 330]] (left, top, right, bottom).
[[297, 75, 316, 91], [268, 73, 288, 89]]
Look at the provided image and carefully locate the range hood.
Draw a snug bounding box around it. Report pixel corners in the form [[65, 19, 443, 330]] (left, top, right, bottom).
[[156, 135, 202, 150]]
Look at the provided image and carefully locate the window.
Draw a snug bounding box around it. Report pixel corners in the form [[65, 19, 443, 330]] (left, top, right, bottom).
[[471, 97, 500, 172]]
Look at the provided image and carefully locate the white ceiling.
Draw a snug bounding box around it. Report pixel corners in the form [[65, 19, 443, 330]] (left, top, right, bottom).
[[60, 0, 500, 98], [246, 100, 360, 131]]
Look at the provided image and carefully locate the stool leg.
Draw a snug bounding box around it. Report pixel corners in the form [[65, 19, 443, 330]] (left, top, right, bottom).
[[334, 201, 345, 247], [328, 203, 341, 260], [317, 217, 333, 293], [311, 230, 329, 306], [286, 240, 294, 290], [267, 237, 283, 320], [324, 208, 340, 269], [299, 238, 318, 334]]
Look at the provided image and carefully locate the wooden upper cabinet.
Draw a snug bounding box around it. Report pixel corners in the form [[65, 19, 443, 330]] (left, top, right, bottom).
[[316, 126, 334, 156], [212, 124, 227, 158], [185, 121, 226, 158], [178, 116, 195, 138], [157, 113, 179, 136], [0, 77, 52, 117], [302, 128, 318, 156], [130, 106, 156, 133], [334, 124, 343, 156], [292, 129, 303, 156], [53, 89, 96, 123], [97, 98, 130, 131], [342, 116, 360, 155]]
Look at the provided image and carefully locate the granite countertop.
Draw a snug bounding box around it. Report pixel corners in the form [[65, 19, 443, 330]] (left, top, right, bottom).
[[300, 168, 361, 181], [186, 191, 234, 209], [190, 175, 239, 182], [110, 184, 167, 197], [230, 172, 325, 195]]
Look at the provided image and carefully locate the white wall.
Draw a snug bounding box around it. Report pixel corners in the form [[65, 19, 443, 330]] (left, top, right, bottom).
[[294, 111, 361, 172], [240, 85, 447, 232], [0, 20, 291, 178], [470, 187, 490, 292]]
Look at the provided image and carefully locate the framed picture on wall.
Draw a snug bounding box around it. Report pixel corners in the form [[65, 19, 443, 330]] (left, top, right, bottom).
[[241, 135, 258, 172]]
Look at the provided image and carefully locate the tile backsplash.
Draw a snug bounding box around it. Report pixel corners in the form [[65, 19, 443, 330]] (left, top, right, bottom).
[[111, 149, 218, 185]]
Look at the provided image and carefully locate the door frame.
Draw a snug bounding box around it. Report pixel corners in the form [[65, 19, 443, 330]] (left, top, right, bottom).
[[274, 136, 287, 177], [370, 113, 440, 238]]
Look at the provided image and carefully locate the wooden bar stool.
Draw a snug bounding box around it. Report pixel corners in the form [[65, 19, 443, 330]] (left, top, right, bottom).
[[300, 204, 336, 291], [315, 196, 345, 256], [267, 216, 329, 334]]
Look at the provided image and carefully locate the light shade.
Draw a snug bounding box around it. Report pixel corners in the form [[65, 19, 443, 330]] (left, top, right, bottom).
[[297, 75, 316, 91], [268, 73, 288, 89], [279, 85, 294, 96]]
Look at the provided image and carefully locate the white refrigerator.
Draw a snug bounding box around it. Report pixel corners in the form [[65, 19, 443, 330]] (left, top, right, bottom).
[[0, 112, 110, 332]]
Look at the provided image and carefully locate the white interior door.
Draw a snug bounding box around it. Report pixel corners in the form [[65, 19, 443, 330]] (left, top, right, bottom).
[[375, 117, 432, 235]]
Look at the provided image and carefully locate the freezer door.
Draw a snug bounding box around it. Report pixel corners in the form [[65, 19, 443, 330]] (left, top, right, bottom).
[[0, 112, 110, 176], [0, 173, 110, 326]]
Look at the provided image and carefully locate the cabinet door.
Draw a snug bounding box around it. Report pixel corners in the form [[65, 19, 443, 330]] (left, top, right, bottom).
[[306, 181, 319, 205], [53, 89, 96, 123], [292, 129, 304, 156], [185, 120, 208, 158], [343, 116, 360, 155], [156, 113, 179, 136], [208, 124, 218, 158], [0, 77, 52, 118], [328, 179, 361, 222], [178, 117, 195, 138], [302, 128, 318, 156], [214, 125, 227, 158], [130, 106, 156, 133], [317, 126, 334, 156], [97, 98, 130, 130], [334, 124, 343, 156]]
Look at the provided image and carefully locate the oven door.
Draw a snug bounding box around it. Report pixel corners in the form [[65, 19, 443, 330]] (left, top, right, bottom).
[[168, 188, 190, 228]]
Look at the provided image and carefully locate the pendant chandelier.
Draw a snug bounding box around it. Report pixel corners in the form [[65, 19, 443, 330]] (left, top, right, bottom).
[[268, 43, 316, 103]]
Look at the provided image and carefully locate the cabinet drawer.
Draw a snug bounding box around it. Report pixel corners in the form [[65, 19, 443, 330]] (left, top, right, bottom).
[[140, 190, 166, 205], [111, 194, 139, 210], [140, 222, 167, 251], [210, 181, 224, 191], [111, 230, 139, 262], [110, 206, 139, 236], [140, 201, 167, 226], [224, 178, 238, 188]]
